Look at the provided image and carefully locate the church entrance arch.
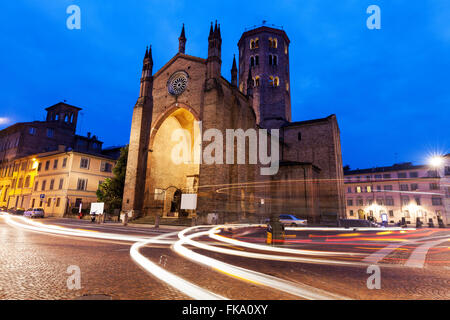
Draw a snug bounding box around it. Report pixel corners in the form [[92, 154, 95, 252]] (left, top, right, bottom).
[[148, 106, 200, 217]]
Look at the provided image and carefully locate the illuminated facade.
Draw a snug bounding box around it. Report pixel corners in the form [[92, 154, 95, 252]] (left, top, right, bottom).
[[0, 150, 116, 217], [122, 23, 345, 223], [344, 161, 449, 226]]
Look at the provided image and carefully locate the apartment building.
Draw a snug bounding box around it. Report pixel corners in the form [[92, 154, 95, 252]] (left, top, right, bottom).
[[0, 149, 116, 217], [344, 161, 449, 226]]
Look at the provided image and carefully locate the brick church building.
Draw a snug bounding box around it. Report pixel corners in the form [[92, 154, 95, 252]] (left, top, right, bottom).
[[122, 22, 345, 223]]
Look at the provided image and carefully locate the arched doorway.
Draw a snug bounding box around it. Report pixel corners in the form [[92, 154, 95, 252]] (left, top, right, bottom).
[[148, 107, 200, 217]]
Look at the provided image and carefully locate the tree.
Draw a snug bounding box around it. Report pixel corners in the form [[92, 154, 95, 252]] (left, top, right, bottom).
[[96, 145, 128, 212], [343, 164, 351, 172]]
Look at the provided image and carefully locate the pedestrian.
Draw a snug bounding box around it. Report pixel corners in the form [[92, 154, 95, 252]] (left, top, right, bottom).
[[91, 212, 96, 223]]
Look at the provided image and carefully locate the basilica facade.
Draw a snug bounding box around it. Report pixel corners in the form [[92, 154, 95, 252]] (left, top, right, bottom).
[[122, 22, 345, 223]]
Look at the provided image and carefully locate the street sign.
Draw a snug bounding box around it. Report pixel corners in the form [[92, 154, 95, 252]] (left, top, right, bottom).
[[181, 194, 197, 210], [90, 202, 104, 215], [40, 194, 45, 199]]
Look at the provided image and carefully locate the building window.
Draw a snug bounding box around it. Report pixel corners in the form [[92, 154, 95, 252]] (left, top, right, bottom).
[[357, 198, 363, 206], [250, 56, 255, 67], [432, 197, 443, 206], [41, 180, 46, 191], [62, 158, 67, 168], [59, 178, 64, 190], [401, 196, 409, 206], [49, 179, 54, 190], [47, 198, 51, 207], [383, 174, 391, 179], [411, 183, 418, 191], [389, 210, 394, 217], [29, 127, 37, 135], [34, 181, 39, 191], [386, 197, 394, 206], [415, 197, 421, 205], [253, 76, 260, 87], [80, 158, 90, 169], [356, 186, 362, 193], [24, 176, 30, 188], [375, 174, 382, 180], [53, 159, 58, 169], [250, 38, 259, 49], [400, 184, 409, 191], [269, 54, 278, 66], [45, 160, 50, 171], [38, 162, 42, 172], [347, 199, 353, 206], [429, 183, 439, 190], [297, 132, 302, 141], [77, 178, 88, 191], [46, 128, 54, 138], [384, 185, 393, 191], [367, 198, 373, 205], [349, 210, 354, 216], [100, 161, 113, 173], [445, 166, 450, 176], [268, 37, 278, 48], [376, 198, 384, 206], [347, 187, 352, 193], [397, 172, 407, 179], [56, 198, 61, 207], [428, 170, 439, 178], [409, 171, 418, 178]]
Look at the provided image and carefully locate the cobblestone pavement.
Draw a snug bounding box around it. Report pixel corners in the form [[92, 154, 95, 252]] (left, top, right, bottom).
[[1, 216, 449, 300], [0, 218, 188, 300]]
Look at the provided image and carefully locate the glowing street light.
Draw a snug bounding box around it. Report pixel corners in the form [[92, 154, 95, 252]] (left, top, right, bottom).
[[429, 155, 444, 168]]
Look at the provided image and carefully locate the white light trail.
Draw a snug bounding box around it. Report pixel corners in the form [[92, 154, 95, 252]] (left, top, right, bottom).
[[174, 226, 351, 300], [209, 225, 363, 257], [1, 215, 226, 300]]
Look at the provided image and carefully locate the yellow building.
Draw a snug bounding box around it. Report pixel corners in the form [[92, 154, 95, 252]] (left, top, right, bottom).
[[0, 149, 116, 217]]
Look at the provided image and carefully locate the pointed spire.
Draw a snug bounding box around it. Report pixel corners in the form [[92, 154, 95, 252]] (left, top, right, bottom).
[[231, 54, 237, 87], [179, 23, 186, 39], [148, 45, 153, 64], [208, 22, 214, 39], [217, 23, 221, 38], [178, 24, 186, 54], [144, 46, 149, 60], [214, 20, 218, 38]]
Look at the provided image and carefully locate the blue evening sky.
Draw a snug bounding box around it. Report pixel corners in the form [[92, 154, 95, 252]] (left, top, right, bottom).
[[0, 0, 449, 169]]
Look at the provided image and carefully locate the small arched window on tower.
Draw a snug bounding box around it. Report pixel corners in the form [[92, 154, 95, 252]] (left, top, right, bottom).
[[273, 38, 278, 48], [254, 76, 260, 87], [255, 55, 259, 66], [274, 77, 280, 87], [269, 55, 273, 65], [254, 38, 259, 48], [64, 114, 69, 122], [298, 132, 302, 141], [273, 55, 278, 66], [70, 113, 74, 123], [250, 39, 255, 49], [250, 56, 255, 67], [268, 76, 274, 87], [268, 37, 273, 48]]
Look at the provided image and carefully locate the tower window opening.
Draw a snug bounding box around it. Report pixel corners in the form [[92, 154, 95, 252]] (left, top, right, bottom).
[[269, 37, 278, 48], [250, 56, 255, 67], [298, 132, 302, 141], [269, 76, 274, 86], [255, 55, 259, 66], [269, 54, 278, 66], [254, 76, 260, 87], [254, 38, 259, 48]]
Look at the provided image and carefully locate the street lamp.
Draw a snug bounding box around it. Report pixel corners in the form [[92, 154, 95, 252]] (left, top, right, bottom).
[[429, 155, 444, 168]]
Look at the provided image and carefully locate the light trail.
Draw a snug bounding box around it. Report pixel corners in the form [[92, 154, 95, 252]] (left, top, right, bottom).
[[1, 214, 226, 300], [130, 232, 227, 300], [208, 224, 363, 257], [173, 226, 351, 300]]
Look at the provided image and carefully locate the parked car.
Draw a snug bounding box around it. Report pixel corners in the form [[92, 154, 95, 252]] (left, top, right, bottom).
[[7, 208, 25, 215], [24, 208, 45, 218], [338, 219, 381, 228], [265, 214, 307, 227]]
